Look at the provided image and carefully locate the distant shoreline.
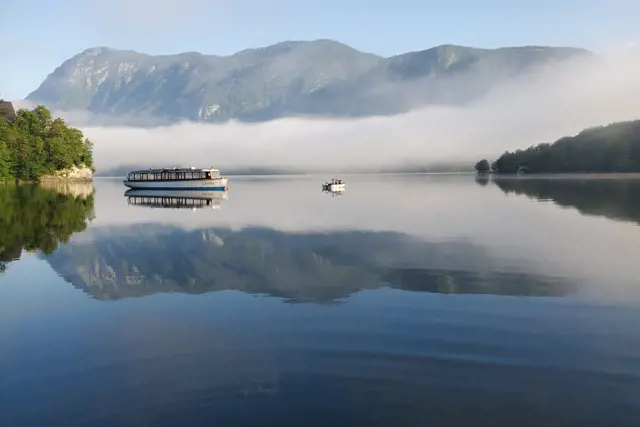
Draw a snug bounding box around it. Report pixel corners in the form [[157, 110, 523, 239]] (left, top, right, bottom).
[[93, 164, 475, 178], [91, 171, 640, 180], [487, 172, 640, 179], [94, 170, 476, 178]]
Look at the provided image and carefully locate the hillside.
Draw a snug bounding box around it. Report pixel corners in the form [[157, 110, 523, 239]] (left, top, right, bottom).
[[490, 120, 640, 173], [26, 40, 590, 123]]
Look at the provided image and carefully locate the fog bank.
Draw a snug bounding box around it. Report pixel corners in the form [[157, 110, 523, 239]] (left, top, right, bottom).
[[17, 50, 640, 173]]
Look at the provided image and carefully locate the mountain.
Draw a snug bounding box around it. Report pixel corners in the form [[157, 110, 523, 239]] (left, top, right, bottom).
[[27, 40, 590, 124]]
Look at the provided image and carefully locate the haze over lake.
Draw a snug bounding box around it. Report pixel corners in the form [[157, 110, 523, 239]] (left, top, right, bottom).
[[1, 174, 640, 426]]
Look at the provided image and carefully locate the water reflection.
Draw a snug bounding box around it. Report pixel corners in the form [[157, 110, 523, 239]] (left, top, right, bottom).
[[492, 175, 640, 225], [3, 176, 640, 427], [474, 175, 490, 186], [43, 224, 576, 301], [0, 184, 94, 273], [125, 189, 228, 210], [323, 189, 346, 197]]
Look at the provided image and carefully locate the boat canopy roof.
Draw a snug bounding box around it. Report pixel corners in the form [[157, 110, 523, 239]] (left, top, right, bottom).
[[128, 167, 220, 174]]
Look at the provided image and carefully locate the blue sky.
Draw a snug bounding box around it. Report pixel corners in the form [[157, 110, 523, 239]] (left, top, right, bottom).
[[2, 0, 638, 100]]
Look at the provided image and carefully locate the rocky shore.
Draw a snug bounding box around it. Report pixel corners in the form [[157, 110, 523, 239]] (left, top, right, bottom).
[[40, 165, 94, 182]]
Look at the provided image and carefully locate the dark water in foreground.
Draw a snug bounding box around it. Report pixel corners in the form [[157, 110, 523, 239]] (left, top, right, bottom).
[[1, 174, 640, 426]]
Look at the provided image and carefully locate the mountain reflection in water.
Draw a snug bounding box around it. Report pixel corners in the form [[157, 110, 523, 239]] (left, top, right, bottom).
[[43, 224, 576, 301]]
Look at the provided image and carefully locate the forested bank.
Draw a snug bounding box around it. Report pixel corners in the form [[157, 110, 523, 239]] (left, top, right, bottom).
[[0, 104, 94, 181], [476, 120, 640, 174]]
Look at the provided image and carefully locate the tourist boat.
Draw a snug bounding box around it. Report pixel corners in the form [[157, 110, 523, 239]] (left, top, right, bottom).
[[123, 167, 228, 190], [322, 178, 346, 192], [125, 189, 227, 210]]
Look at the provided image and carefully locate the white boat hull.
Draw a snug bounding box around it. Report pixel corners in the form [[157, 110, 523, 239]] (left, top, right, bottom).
[[324, 183, 346, 192], [123, 177, 228, 190]]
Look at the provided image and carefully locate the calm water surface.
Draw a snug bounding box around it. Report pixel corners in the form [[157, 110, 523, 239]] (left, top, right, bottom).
[[1, 174, 640, 426]]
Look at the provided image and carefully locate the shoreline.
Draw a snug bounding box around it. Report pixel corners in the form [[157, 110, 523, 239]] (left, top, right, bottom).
[[90, 171, 640, 180]]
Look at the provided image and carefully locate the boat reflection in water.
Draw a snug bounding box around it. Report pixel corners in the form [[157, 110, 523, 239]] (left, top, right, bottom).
[[323, 189, 345, 197], [124, 189, 228, 210]]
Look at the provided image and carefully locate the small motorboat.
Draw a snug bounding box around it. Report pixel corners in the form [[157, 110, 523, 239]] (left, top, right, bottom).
[[322, 178, 346, 192]]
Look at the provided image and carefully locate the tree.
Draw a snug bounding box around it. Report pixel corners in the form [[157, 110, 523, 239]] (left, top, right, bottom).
[[475, 159, 490, 174], [0, 105, 94, 181], [0, 119, 16, 181]]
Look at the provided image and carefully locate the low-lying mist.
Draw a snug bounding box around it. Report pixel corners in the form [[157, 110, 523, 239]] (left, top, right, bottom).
[[19, 49, 640, 174]]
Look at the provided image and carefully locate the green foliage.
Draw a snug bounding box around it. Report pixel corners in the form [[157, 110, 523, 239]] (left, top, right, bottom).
[[0, 184, 95, 271], [0, 105, 94, 181], [489, 120, 640, 174], [475, 159, 490, 173]]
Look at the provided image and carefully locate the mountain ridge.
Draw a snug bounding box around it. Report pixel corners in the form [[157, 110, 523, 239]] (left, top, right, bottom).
[[26, 40, 591, 124]]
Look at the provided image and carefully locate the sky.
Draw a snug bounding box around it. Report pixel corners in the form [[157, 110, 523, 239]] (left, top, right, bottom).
[[2, 0, 640, 100]]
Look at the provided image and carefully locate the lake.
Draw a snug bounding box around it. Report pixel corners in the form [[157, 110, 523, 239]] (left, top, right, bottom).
[[1, 174, 640, 426]]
